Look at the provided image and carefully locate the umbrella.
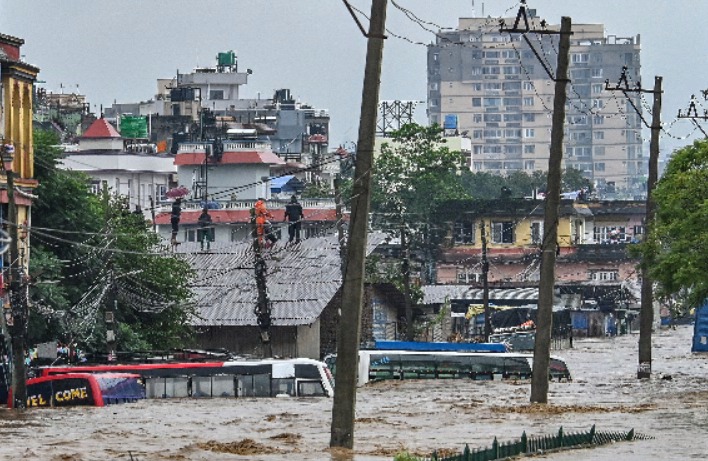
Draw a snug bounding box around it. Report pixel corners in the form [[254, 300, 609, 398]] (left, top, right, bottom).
[[166, 186, 190, 199]]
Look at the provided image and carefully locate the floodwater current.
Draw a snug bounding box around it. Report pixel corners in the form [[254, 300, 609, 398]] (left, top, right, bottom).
[[1, 325, 708, 460]]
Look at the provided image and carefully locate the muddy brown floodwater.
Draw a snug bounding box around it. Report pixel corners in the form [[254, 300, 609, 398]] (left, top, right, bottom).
[[2, 325, 708, 460]]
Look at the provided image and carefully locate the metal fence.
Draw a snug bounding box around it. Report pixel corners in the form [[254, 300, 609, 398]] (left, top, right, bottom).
[[403, 425, 652, 461]]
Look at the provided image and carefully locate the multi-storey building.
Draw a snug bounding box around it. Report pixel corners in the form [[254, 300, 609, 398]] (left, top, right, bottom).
[[428, 15, 644, 198], [0, 33, 39, 276], [104, 51, 332, 184]]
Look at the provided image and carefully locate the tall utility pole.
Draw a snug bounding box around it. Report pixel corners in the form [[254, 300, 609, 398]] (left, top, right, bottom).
[[330, 0, 387, 449], [604, 70, 663, 379], [401, 221, 413, 341], [481, 220, 491, 342], [3, 142, 28, 409], [530, 16, 572, 404], [638, 76, 662, 379]]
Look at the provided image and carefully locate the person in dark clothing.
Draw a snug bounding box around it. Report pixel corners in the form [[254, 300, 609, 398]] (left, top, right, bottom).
[[197, 208, 213, 251], [170, 198, 182, 244], [284, 195, 304, 244]]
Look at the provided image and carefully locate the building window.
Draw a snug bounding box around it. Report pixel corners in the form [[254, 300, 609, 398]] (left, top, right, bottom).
[[571, 53, 589, 63], [523, 97, 535, 106], [491, 221, 514, 244], [594, 146, 606, 156], [592, 83, 604, 94], [89, 180, 101, 195], [592, 68, 604, 78], [595, 162, 605, 172], [209, 90, 225, 100], [454, 221, 475, 244], [594, 131, 604, 140], [593, 115, 604, 125], [484, 97, 502, 107], [590, 270, 619, 281], [472, 98, 482, 107], [523, 113, 536, 123], [524, 160, 535, 170], [457, 272, 482, 283], [594, 226, 627, 244], [524, 144, 536, 154], [524, 128, 535, 138], [522, 81, 535, 91]]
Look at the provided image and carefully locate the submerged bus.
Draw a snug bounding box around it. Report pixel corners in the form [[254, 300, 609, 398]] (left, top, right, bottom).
[[39, 358, 334, 398], [325, 351, 571, 387], [8, 373, 145, 408]]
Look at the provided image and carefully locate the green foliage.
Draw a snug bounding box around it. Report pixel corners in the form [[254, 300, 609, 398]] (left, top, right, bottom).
[[393, 452, 422, 461], [457, 167, 589, 199], [300, 180, 333, 198], [647, 139, 708, 306], [28, 129, 195, 354]]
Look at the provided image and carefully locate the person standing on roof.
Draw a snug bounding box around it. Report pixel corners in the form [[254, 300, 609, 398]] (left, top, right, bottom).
[[254, 197, 278, 247], [170, 198, 182, 245], [284, 195, 304, 244], [197, 208, 213, 251]]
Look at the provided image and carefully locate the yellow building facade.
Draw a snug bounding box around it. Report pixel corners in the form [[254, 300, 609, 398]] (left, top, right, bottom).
[[1, 33, 39, 269]]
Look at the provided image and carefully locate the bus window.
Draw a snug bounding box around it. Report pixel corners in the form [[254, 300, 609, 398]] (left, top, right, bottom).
[[237, 374, 271, 397], [368, 354, 397, 382], [271, 378, 295, 397], [399, 354, 437, 379], [145, 378, 164, 399], [298, 380, 326, 397], [165, 377, 189, 398], [437, 356, 469, 378], [192, 376, 212, 397], [212, 376, 235, 397]]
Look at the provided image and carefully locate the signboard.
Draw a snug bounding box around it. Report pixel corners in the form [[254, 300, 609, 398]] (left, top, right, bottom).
[[119, 115, 148, 139]]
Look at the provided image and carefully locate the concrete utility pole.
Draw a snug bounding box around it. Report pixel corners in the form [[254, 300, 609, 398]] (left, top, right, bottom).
[[3, 143, 28, 409], [330, 0, 387, 449], [638, 76, 662, 379], [481, 220, 491, 342], [401, 221, 414, 341], [530, 16, 572, 404]]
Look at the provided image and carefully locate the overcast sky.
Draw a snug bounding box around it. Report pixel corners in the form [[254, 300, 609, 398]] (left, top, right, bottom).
[[2, 0, 706, 154]]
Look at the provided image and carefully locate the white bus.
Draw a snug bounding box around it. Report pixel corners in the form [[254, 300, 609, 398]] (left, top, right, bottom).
[[325, 351, 571, 387]]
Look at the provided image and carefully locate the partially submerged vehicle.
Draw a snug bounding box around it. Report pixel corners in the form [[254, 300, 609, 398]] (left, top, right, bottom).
[[39, 358, 334, 398], [8, 373, 145, 408], [325, 350, 571, 386]]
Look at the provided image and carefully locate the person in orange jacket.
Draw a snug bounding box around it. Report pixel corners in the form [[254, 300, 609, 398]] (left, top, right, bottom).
[[254, 198, 278, 247]]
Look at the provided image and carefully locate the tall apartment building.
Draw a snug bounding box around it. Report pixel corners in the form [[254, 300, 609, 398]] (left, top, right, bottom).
[[428, 15, 644, 198]]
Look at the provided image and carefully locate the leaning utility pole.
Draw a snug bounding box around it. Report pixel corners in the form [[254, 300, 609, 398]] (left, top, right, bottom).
[[3, 142, 28, 409], [638, 76, 662, 379], [330, 0, 387, 449], [530, 16, 572, 404]]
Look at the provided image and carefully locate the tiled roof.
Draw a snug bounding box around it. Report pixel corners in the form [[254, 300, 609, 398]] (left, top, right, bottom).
[[81, 118, 121, 139], [179, 233, 387, 327], [155, 208, 344, 225], [174, 150, 285, 166]]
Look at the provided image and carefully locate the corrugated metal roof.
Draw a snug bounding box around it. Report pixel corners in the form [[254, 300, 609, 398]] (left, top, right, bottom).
[[422, 285, 539, 304], [180, 233, 387, 327]]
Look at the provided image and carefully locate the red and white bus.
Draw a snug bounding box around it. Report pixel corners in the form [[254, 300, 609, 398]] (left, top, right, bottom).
[[39, 358, 334, 398]]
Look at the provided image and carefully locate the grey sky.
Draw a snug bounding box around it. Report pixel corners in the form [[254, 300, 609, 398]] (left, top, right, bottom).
[[2, 1, 705, 154]]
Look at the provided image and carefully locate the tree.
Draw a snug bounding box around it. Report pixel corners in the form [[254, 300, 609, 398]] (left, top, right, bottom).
[[371, 123, 467, 338], [28, 129, 195, 355], [645, 139, 708, 307]]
